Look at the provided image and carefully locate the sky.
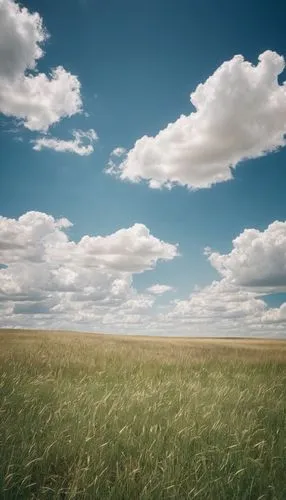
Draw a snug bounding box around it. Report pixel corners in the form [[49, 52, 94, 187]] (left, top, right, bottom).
[[0, 0, 286, 337]]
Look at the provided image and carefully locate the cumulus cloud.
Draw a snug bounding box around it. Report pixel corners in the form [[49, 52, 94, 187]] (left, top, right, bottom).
[[161, 278, 286, 336], [147, 284, 174, 295], [0, 211, 178, 330], [167, 279, 266, 324], [0, 0, 82, 131], [262, 303, 286, 324], [32, 129, 98, 155], [207, 221, 286, 291], [72, 223, 178, 273], [108, 50, 286, 190], [159, 221, 286, 337], [0, 0, 46, 80], [2, 213, 286, 336]]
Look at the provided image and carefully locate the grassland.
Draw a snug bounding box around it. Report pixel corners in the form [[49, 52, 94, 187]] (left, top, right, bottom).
[[0, 329, 286, 499]]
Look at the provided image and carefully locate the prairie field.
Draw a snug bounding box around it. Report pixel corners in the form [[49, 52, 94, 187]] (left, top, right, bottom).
[[0, 330, 286, 499]]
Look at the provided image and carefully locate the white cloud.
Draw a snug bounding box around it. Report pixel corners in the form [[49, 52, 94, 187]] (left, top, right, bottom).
[[73, 223, 178, 273], [32, 129, 98, 156], [262, 303, 286, 324], [147, 284, 174, 295], [2, 212, 286, 336], [159, 221, 286, 337], [108, 51, 286, 190], [106, 148, 128, 176], [0, 211, 178, 330], [0, 212, 178, 272], [0, 0, 82, 131], [111, 147, 126, 157], [167, 279, 266, 325], [207, 221, 286, 291], [0, 0, 46, 80], [161, 277, 286, 336]]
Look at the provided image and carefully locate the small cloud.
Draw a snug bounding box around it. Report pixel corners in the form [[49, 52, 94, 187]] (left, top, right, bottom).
[[32, 128, 98, 156], [111, 147, 127, 158], [105, 147, 127, 175], [204, 246, 212, 257], [147, 284, 174, 295]]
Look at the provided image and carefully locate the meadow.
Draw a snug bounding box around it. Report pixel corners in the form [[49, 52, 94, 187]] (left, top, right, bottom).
[[0, 329, 286, 499]]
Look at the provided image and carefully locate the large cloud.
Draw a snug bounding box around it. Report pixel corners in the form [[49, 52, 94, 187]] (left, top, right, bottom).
[[159, 279, 286, 337], [0, 0, 82, 131], [159, 221, 286, 337], [32, 129, 98, 156], [0, 211, 178, 330], [207, 221, 286, 290], [108, 50, 286, 190], [166, 279, 266, 325], [161, 278, 286, 337], [2, 212, 286, 336]]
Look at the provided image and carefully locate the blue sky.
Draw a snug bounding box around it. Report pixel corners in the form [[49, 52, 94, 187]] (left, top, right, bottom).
[[1, 0, 286, 335]]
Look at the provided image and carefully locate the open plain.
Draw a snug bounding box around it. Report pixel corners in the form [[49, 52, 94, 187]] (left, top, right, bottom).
[[0, 329, 286, 499]]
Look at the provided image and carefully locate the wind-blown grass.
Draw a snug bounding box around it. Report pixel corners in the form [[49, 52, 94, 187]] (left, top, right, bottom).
[[0, 330, 286, 499]]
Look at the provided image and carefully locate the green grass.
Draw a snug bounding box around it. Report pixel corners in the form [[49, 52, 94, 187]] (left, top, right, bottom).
[[0, 330, 286, 499]]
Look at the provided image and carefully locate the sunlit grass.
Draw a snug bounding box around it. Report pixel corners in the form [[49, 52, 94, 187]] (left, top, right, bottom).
[[0, 330, 286, 499]]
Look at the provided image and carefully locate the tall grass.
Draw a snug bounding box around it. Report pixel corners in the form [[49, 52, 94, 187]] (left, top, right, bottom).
[[0, 330, 286, 499]]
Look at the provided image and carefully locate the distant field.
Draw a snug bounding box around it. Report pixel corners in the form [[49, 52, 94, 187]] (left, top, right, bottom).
[[1, 329, 286, 499]]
